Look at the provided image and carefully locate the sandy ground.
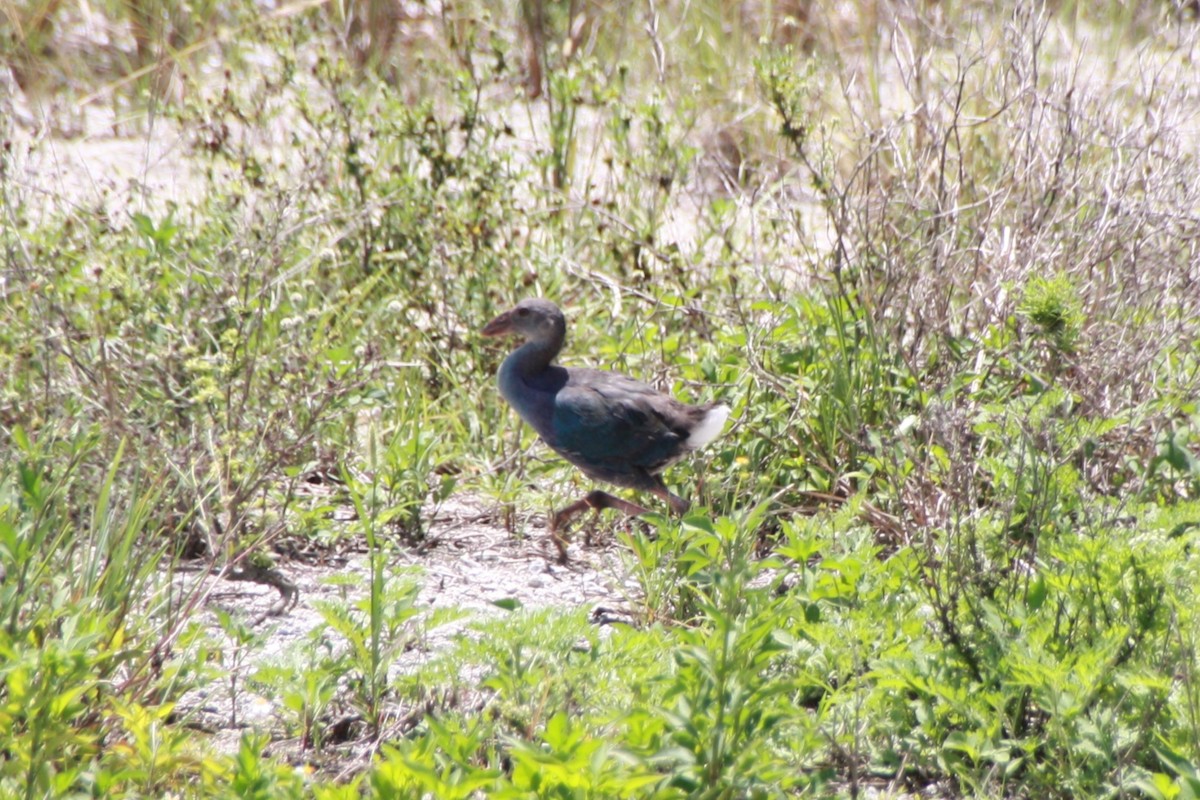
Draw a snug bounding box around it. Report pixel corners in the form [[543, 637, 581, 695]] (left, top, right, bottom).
[[172, 493, 643, 767]]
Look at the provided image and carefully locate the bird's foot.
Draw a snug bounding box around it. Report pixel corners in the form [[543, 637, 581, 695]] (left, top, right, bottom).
[[548, 518, 571, 565]]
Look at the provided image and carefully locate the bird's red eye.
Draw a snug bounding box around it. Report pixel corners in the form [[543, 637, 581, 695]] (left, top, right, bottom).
[[516, 307, 529, 317]]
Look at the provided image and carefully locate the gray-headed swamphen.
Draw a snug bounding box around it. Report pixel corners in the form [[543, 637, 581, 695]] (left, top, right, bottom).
[[482, 298, 729, 562]]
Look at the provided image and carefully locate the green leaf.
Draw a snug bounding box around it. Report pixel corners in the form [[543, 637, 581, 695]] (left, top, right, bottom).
[[1025, 574, 1047, 612], [491, 598, 522, 612]]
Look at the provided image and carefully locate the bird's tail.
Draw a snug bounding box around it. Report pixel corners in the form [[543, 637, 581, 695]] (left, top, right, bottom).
[[686, 404, 730, 448]]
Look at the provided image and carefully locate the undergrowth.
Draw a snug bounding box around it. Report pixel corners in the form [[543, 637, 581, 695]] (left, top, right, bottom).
[[3, 0, 1200, 797]]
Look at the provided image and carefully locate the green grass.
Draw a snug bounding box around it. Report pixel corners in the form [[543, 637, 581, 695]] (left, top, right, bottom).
[[3, 0, 1200, 796]]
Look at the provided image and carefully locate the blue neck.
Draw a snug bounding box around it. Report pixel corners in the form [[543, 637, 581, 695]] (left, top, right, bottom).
[[497, 337, 562, 434]]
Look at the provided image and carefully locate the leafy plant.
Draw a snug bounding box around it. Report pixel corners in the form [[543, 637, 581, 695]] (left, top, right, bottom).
[[4, 0, 1200, 796], [1019, 273, 1086, 354]]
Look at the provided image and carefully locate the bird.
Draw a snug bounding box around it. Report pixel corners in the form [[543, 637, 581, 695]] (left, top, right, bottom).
[[482, 298, 729, 562]]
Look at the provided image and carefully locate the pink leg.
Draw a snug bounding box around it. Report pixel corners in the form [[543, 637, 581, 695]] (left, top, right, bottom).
[[549, 486, 693, 563], [650, 484, 690, 516], [549, 490, 651, 563]]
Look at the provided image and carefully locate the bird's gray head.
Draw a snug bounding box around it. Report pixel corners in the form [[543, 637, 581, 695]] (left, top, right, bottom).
[[481, 298, 566, 343]]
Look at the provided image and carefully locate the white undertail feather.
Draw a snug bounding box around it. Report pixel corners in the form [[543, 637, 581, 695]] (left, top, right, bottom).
[[686, 405, 730, 449]]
